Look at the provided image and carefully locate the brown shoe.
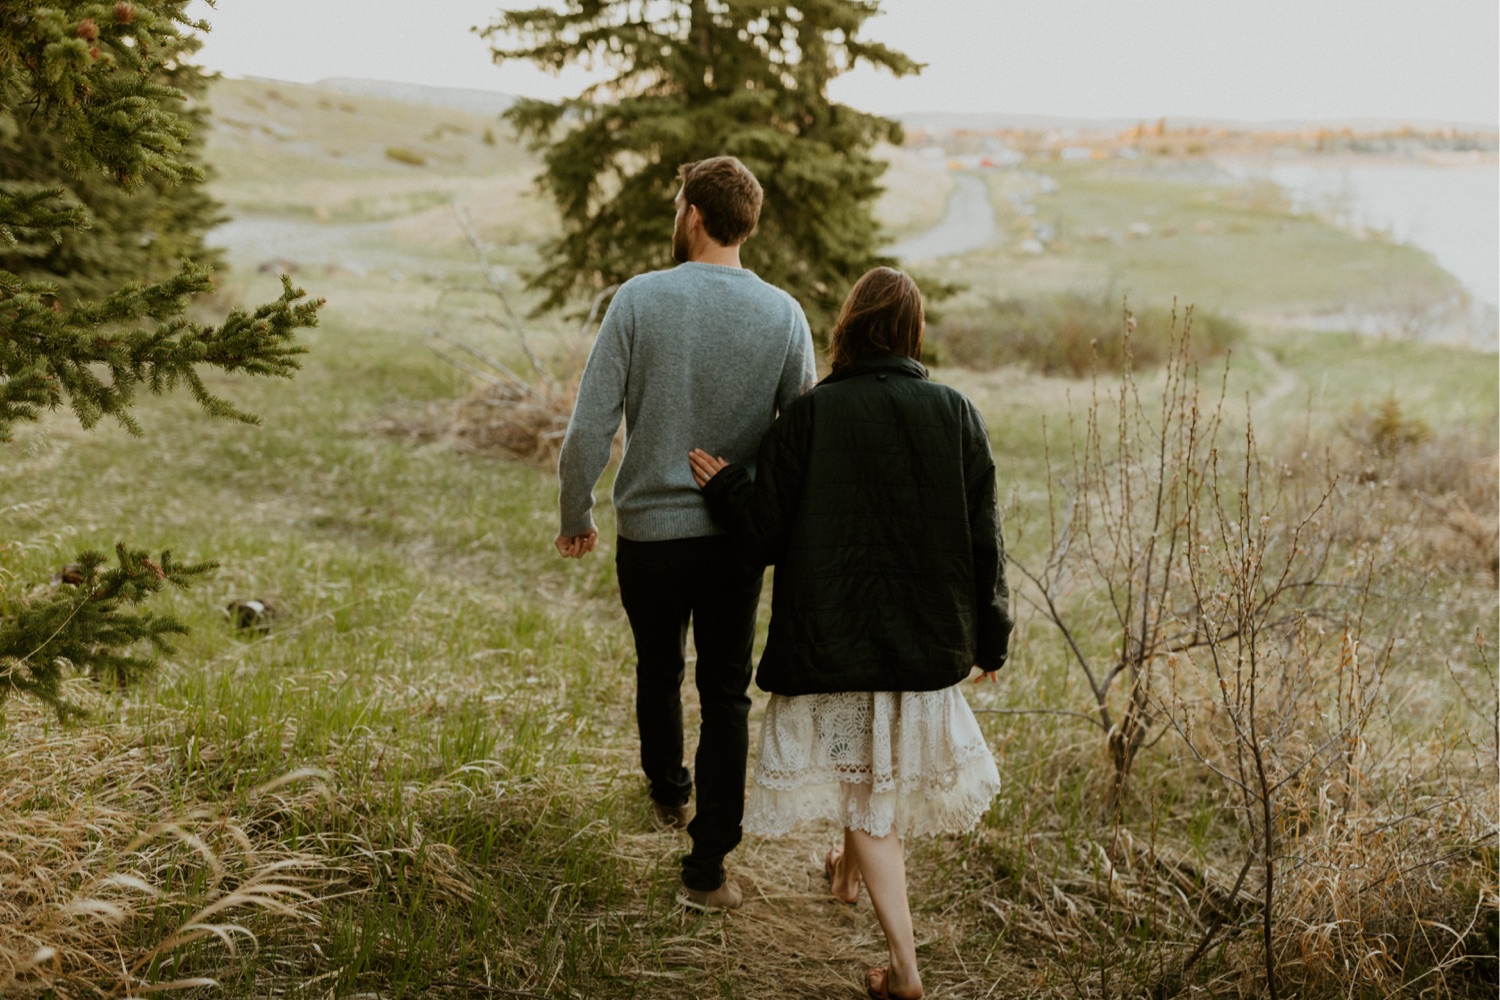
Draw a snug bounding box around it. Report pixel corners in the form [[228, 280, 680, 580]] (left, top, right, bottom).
[[678, 880, 743, 911], [650, 801, 689, 830]]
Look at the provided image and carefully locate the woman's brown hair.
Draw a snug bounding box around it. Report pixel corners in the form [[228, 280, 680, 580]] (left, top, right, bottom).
[[826, 267, 925, 370]]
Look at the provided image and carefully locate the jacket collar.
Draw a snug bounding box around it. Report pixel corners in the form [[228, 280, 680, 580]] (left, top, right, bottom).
[[819, 353, 929, 386]]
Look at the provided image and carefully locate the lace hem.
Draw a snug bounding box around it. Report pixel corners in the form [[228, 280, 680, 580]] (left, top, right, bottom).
[[743, 684, 1001, 838], [755, 736, 995, 793], [744, 751, 1001, 838]]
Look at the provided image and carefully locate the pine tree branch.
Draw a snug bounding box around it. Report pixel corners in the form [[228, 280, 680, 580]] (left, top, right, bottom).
[[0, 185, 86, 246], [0, 270, 320, 438], [0, 544, 216, 718]]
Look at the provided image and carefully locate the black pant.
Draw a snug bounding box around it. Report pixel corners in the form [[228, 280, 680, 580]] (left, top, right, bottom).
[[615, 533, 763, 891]]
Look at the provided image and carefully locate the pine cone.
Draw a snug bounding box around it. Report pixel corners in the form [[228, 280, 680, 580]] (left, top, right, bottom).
[[76, 19, 99, 40], [114, 3, 136, 23]]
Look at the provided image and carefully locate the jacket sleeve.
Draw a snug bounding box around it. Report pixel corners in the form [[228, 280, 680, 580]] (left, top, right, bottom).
[[964, 402, 1012, 672], [700, 398, 810, 567]]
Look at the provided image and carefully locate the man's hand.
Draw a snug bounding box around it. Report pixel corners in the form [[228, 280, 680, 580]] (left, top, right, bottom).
[[688, 448, 729, 487], [555, 530, 598, 558]]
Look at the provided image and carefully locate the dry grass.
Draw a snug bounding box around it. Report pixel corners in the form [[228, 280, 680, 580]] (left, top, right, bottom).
[[378, 376, 577, 465], [0, 700, 329, 997]]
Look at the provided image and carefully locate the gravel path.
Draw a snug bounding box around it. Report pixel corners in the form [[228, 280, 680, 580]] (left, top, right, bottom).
[[885, 173, 999, 260]]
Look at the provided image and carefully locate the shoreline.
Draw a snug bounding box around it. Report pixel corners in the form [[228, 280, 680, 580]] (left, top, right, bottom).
[[1216, 152, 1499, 342], [1217, 149, 1498, 172]]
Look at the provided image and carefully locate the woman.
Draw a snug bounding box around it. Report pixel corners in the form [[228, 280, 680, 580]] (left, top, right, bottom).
[[688, 267, 1011, 1000]]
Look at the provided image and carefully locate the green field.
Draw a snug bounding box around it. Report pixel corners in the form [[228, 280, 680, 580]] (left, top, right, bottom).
[[901, 160, 1468, 357], [1, 78, 1495, 998]]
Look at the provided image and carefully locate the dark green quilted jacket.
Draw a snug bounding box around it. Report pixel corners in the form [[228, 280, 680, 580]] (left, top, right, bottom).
[[700, 353, 1012, 695]]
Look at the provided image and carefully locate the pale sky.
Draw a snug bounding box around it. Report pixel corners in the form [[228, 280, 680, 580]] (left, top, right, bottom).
[[183, 1, 1499, 126]]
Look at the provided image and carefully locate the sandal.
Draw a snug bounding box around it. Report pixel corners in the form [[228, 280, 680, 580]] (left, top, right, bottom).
[[866, 965, 923, 1000], [823, 846, 859, 905]]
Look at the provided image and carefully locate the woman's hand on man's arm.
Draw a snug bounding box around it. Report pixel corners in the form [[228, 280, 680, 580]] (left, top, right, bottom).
[[688, 449, 729, 487]]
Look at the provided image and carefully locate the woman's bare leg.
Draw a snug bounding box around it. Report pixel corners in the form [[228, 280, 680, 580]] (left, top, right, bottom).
[[845, 827, 923, 998], [828, 827, 862, 902]]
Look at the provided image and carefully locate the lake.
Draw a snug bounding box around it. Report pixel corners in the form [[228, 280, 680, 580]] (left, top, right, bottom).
[[1227, 157, 1498, 348]]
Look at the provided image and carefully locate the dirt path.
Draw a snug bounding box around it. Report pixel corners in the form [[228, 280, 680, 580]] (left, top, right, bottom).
[[886, 173, 1000, 261], [207, 215, 426, 276], [1251, 345, 1301, 418]]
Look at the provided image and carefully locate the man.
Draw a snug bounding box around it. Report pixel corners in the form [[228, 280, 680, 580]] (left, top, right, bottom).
[[555, 156, 816, 910]]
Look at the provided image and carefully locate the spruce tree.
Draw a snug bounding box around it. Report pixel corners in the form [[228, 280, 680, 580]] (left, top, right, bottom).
[[483, 0, 920, 334], [0, 2, 322, 718], [0, 13, 224, 298]]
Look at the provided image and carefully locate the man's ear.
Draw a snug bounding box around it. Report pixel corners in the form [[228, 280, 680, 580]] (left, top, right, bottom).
[[686, 204, 720, 246]]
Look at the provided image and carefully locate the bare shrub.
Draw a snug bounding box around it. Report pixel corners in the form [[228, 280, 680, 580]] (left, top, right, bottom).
[[386, 346, 581, 465], [1151, 603, 1497, 996], [1333, 396, 1500, 580], [1387, 429, 1499, 580], [1007, 306, 1497, 995], [1345, 392, 1433, 459], [1280, 393, 1500, 582], [1009, 304, 1305, 803], [378, 208, 614, 464], [927, 291, 1243, 375]]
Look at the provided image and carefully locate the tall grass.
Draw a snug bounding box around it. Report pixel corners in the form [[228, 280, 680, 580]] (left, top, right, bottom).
[[926, 290, 1244, 375], [3, 96, 1496, 992]]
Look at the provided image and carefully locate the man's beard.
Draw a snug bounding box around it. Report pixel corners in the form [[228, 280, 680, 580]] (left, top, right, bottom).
[[671, 217, 690, 263]]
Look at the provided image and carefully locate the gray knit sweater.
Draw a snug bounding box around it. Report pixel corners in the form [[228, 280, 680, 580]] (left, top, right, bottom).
[[558, 262, 816, 542]]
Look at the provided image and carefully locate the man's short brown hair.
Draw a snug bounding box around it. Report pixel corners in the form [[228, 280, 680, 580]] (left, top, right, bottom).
[[677, 156, 763, 246]]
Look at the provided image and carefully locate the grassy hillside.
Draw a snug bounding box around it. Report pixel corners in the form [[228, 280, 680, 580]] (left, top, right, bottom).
[[205, 77, 554, 261], [0, 78, 1494, 999]]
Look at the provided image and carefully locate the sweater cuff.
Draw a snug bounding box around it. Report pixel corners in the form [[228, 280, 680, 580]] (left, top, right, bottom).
[[559, 510, 597, 538]]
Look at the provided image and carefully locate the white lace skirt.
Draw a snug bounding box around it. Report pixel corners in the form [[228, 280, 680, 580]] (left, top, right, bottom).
[[743, 685, 1001, 838]]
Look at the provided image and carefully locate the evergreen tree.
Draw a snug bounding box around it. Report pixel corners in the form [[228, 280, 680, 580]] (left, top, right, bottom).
[[0, 2, 322, 718], [484, 0, 920, 334], [0, 11, 224, 297]]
